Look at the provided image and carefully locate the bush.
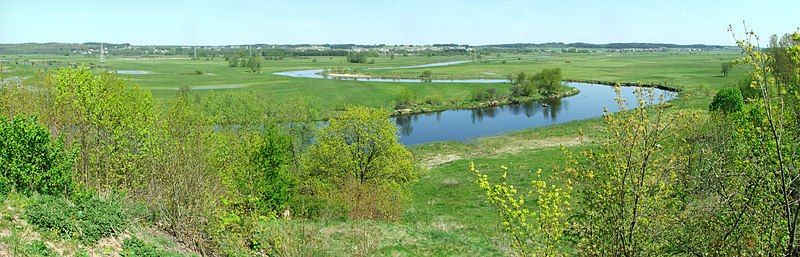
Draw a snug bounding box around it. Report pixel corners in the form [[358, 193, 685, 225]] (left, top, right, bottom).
[[394, 90, 417, 109], [472, 88, 499, 101], [709, 87, 744, 113], [121, 236, 184, 257], [25, 194, 128, 244], [419, 70, 433, 82], [423, 94, 445, 105], [0, 115, 74, 196]]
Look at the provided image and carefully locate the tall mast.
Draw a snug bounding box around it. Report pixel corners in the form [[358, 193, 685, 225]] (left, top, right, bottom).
[[100, 43, 105, 63]]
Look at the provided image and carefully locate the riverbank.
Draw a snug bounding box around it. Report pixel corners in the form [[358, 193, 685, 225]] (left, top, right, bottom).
[[392, 87, 581, 116]]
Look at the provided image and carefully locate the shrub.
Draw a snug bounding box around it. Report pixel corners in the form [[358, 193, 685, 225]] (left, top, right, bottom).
[[121, 236, 184, 257], [472, 88, 499, 101], [394, 90, 417, 109], [709, 87, 744, 113], [0, 115, 74, 196], [419, 70, 433, 82], [423, 94, 445, 105], [25, 194, 128, 244]]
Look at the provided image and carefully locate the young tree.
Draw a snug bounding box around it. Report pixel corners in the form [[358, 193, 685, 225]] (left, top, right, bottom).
[[721, 62, 732, 77], [302, 106, 416, 219], [46, 66, 153, 191], [246, 56, 262, 73], [726, 26, 800, 256], [531, 68, 564, 96]]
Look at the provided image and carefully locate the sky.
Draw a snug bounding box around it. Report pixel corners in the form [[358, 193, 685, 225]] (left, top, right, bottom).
[[1, 0, 798, 46]]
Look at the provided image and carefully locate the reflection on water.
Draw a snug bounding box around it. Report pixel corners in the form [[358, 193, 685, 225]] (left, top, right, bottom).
[[393, 82, 675, 145]]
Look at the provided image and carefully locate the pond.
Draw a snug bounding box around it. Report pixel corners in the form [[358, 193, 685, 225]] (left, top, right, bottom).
[[273, 62, 676, 145]]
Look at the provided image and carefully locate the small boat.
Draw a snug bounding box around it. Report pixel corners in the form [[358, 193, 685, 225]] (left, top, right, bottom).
[[542, 103, 550, 107]]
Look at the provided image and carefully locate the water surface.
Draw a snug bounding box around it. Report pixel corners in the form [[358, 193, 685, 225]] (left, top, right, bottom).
[[395, 83, 674, 145]]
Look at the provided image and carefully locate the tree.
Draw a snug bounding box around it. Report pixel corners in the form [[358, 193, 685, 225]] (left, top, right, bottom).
[[709, 87, 743, 112], [302, 106, 416, 219], [725, 26, 800, 256], [721, 62, 732, 77], [246, 56, 262, 73], [530, 68, 564, 96], [244, 126, 295, 213], [47, 66, 153, 191], [346, 52, 368, 64]]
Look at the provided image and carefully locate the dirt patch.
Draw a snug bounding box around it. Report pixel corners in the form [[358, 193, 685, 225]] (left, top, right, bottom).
[[492, 136, 587, 155], [88, 232, 130, 257], [0, 243, 10, 257], [421, 154, 462, 168]]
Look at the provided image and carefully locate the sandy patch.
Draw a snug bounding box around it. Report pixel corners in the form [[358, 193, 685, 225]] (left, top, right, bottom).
[[326, 73, 371, 79]]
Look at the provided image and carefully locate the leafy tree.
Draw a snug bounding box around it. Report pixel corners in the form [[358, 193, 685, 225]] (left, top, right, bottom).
[[346, 52, 368, 64], [244, 126, 295, 213], [723, 27, 800, 256], [46, 66, 153, 191], [246, 56, 262, 73], [721, 62, 732, 77], [709, 87, 743, 112], [509, 69, 564, 97], [302, 106, 416, 219], [530, 68, 564, 96], [0, 115, 74, 196]]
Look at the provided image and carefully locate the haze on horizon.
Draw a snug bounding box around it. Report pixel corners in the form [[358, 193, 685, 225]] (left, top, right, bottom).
[[1, 0, 798, 46]]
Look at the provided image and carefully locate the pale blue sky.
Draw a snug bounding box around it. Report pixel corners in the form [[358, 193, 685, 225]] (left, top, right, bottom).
[[1, 0, 797, 45]]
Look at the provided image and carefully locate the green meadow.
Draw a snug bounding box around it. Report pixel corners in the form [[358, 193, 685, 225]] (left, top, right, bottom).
[[0, 50, 748, 255]]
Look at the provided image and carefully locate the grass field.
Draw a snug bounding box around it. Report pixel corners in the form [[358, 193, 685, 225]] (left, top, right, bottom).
[[3, 51, 742, 113], [0, 51, 743, 255]]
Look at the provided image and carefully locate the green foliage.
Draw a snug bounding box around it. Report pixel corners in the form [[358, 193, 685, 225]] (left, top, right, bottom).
[[121, 236, 185, 257], [47, 66, 154, 191], [0, 115, 74, 196], [709, 87, 743, 112], [24, 240, 57, 257], [246, 56, 262, 73], [423, 93, 445, 105], [25, 194, 128, 244], [303, 106, 416, 219], [243, 126, 295, 214], [394, 89, 417, 109], [473, 164, 571, 256], [419, 70, 432, 82], [721, 61, 732, 77], [346, 52, 368, 64], [471, 87, 499, 101], [509, 68, 564, 97], [530, 68, 564, 96]]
